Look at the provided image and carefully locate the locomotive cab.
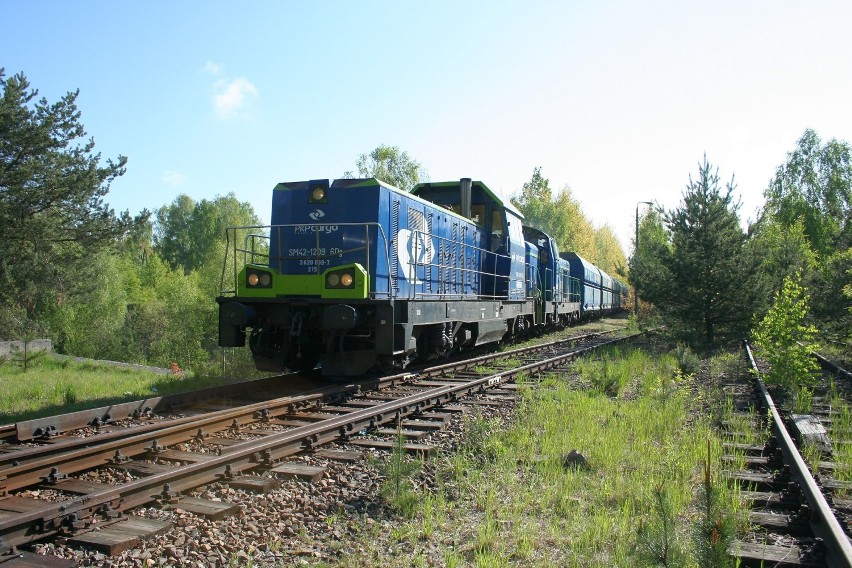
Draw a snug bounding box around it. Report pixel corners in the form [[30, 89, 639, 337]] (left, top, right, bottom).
[[411, 179, 527, 301]]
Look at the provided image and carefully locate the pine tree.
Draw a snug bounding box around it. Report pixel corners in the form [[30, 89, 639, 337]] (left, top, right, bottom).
[[640, 156, 756, 345], [0, 69, 142, 337]]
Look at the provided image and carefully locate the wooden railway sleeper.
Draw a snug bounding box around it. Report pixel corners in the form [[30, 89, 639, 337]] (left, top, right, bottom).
[[0, 330, 638, 553]]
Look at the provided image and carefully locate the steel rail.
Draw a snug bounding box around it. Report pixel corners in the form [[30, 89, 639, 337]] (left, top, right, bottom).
[[744, 340, 852, 568], [814, 351, 852, 381], [10, 373, 304, 441], [0, 331, 635, 549], [0, 329, 612, 472], [0, 383, 362, 492]]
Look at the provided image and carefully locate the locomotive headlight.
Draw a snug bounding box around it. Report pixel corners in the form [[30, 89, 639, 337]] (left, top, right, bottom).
[[321, 264, 365, 298], [245, 268, 273, 289], [310, 186, 327, 203], [324, 268, 355, 289]]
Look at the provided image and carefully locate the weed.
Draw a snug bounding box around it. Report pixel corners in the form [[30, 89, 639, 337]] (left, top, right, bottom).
[[800, 441, 822, 474], [693, 440, 736, 568], [794, 386, 814, 413], [0, 354, 236, 423], [673, 342, 700, 375], [379, 425, 422, 517], [420, 492, 446, 540], [444, 549, 464, 568], [61, 384, 78, 405], [474, 510, 501, 556], [328, 343, 741, 566], [634, 481, 686, 566]]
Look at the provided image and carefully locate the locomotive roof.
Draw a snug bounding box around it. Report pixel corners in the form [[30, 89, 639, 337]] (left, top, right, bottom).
[[328, 177, 403, 191], [274, 177, 406, 192], [410, 179, 525, 220], [273, 177, 525, 222]]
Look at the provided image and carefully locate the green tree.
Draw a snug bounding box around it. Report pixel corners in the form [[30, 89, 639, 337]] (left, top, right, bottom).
[[808, 247, 852, 338], [764, 129, 852, 255], [638, 157, 756, 345], [593, 224, 627, 278], [511, 167, 596, 256], [763, 130, 852, 335], [512, 167, 554, 229], [344, 145, 428, 191], [745, 218, 817, 316], [154, 193, 260, 273], [52, 251, 138, 358], [0, 69, 142, 337], [753, 273, 819, 396], [630, 207, 669, 316], [552, 189, 596, 257]]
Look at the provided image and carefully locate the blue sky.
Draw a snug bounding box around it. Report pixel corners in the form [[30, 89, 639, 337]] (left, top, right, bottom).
[[4, 1, 851, 252]]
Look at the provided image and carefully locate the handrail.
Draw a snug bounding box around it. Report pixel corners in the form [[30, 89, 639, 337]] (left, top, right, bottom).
[[219, 223, 586, 305]]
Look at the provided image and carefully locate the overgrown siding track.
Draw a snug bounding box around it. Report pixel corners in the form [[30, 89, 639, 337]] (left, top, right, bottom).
[[724, 342, 852, 567], [0, 327, 632, 564]]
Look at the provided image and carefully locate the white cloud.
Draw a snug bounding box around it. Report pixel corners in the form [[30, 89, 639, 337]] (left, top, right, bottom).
[[212, 77, 258, 119], [203, 61, 221, 75], [162, 170, 188, 187]]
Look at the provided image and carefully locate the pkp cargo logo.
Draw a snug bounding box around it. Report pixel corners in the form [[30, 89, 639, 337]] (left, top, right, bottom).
[[309, 209, 325, 221], [397, 229, 434, 285]]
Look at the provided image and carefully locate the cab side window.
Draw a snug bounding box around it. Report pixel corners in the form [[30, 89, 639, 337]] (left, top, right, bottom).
[[491, 210, 504, 252]]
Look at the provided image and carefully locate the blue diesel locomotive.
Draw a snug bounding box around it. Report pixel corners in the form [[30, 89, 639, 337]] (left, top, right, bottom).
[[217, 177, 625, 376]]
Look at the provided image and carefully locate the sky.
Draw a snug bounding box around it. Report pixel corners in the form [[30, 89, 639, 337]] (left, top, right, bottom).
[[3, 0, 852, 253]]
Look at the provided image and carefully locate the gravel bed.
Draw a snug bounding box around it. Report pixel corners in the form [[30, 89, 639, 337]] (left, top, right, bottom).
[[22, 390, 516, 567], [65, 416, 189, 439]]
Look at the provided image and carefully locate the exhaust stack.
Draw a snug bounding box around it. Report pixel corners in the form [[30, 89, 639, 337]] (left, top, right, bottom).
[[460, 178, 472, 219]]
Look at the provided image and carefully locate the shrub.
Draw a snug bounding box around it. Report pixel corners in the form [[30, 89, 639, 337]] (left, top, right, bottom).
[[753, 273, 819, 396]]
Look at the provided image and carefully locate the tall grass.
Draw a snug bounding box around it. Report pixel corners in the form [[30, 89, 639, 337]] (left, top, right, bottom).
[[0, 355, 233, 423], [340, 345, 744, 567]]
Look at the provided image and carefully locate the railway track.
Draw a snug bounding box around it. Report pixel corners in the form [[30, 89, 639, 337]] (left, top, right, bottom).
[[0, 327, 632, 564], [722, 342, 852, 567]]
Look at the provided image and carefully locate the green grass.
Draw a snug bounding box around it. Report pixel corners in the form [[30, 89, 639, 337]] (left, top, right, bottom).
[[819, 384, 852, 494], [0, 355, 233, 423], [333, 345, 745, 567]]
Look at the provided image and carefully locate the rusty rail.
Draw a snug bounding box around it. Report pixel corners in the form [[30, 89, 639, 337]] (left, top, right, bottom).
[[744, 340, 852, 567], [0, 330, 635, 549]]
